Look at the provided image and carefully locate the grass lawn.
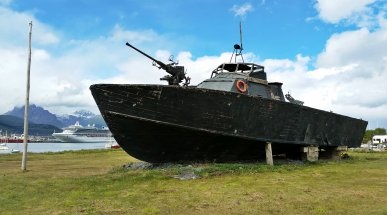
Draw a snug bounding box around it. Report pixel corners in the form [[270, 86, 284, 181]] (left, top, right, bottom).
[[0, 149, 386, 215]]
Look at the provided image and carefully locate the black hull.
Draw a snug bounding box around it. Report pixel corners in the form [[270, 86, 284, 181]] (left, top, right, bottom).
[[90, 84, 367, 163]]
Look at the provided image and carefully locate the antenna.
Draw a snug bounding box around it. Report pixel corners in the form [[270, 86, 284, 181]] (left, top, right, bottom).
[[230, 21, 245, 63], [240, 22, 243, 51]]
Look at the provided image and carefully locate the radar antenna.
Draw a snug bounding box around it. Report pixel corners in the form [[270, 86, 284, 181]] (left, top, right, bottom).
[[230, 22, 245, 63]]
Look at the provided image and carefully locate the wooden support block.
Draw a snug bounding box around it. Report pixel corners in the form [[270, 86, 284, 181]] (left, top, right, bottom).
[[265, 142, 273, 166]]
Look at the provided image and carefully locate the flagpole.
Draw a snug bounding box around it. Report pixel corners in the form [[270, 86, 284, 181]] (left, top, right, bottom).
[[22, 21, 32, 171]]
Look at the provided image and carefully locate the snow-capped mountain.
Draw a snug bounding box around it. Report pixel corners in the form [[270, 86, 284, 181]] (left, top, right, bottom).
[[4, 105, 106, 128]]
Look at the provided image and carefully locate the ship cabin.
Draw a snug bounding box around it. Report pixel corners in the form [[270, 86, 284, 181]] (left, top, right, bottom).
[[197, 63, 285, 101]]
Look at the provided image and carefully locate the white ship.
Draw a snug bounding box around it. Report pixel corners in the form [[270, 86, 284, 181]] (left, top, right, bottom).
[[52, 121, 112, 143]]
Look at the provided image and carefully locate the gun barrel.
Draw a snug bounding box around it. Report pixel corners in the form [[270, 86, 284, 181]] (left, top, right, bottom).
[[125, 42, 188, 85], [125, 42, 168, 70]]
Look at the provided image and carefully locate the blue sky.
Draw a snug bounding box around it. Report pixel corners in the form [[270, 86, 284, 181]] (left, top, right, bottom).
[[1, 0, 387, 129], [9, 0, 335, 59]]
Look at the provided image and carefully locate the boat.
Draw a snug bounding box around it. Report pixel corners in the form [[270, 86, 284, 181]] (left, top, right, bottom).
[[90, 32, 367, 163], [104, 142, 121, 149], [52, 121, 112, 143], [0, 131, 27, 143], [104, 135, 120, 149], [0, 143, 20, 154]]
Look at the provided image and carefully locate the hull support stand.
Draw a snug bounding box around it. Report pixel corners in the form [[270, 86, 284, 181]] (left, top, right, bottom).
[[320, 146, 348, 160], [265, 142, 273, 166], [301, 146, 319, 162]]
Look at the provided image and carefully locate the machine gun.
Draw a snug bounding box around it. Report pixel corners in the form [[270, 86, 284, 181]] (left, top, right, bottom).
[[125, 42, 190, 86]]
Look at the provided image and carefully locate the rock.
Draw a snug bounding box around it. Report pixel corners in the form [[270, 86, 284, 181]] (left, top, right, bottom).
[[172, 171, 200, 180], [122, 162, 153, 169]]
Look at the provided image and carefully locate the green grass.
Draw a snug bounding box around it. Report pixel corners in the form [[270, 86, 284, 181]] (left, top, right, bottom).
[[0, 150, 386, 215]]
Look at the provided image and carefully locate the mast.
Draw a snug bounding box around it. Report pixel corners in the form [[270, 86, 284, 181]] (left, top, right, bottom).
[[230, 21, 245, 63], [22, 21, 32, 171], [239, 21, 243, 52]]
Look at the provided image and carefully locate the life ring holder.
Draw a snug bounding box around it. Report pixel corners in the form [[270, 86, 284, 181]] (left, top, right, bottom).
[[236, 80, 247, 93]]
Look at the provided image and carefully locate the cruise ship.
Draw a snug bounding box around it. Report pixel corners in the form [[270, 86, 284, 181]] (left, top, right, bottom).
[[52, 121, 112, 143]]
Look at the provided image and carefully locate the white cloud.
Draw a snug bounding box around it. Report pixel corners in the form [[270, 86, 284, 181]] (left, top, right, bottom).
[[110, 25, 159, 44], [0, 0, 12, 6], [315, 0, 377, 24], [0, 7, 60, 47], [315, 17, 387, 111], [231, 3, 254, 17], [317, 27, 387, 68], [307, 64, 357, 80]]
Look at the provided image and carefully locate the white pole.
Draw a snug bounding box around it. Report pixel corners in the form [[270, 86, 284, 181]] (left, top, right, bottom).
[[22, 21, 32, 171]]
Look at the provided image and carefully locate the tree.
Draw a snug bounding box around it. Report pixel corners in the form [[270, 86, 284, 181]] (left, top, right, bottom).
[[374, 128, 386, 135]]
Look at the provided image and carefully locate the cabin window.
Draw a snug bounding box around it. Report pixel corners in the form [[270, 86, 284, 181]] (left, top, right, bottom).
[[197, 80, 234, 91], [248, 83, 270, 98]]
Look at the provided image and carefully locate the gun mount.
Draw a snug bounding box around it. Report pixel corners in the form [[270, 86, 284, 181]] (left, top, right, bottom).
[[125, 42, 190, 86], [285, 92, 304, 106]]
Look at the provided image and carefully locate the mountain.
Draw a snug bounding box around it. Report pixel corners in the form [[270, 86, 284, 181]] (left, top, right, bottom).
[[73, 110, 95, 118], [4, 104, 106, 128], [57, 113, 106, 128], [5, 104, 63, 128], [0, 115, 61, 136]]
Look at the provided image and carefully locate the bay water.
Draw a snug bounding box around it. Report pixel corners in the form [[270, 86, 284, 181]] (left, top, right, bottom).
[[5, 142, 109, 153]]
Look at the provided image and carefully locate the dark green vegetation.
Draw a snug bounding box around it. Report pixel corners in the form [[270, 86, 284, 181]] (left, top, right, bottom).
[[1, 150, 386, 214], [0, 115, 60, 136], [363, 128, 386, 143]]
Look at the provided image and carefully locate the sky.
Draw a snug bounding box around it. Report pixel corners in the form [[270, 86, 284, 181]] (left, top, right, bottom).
[[0, 0, 386, 129]]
